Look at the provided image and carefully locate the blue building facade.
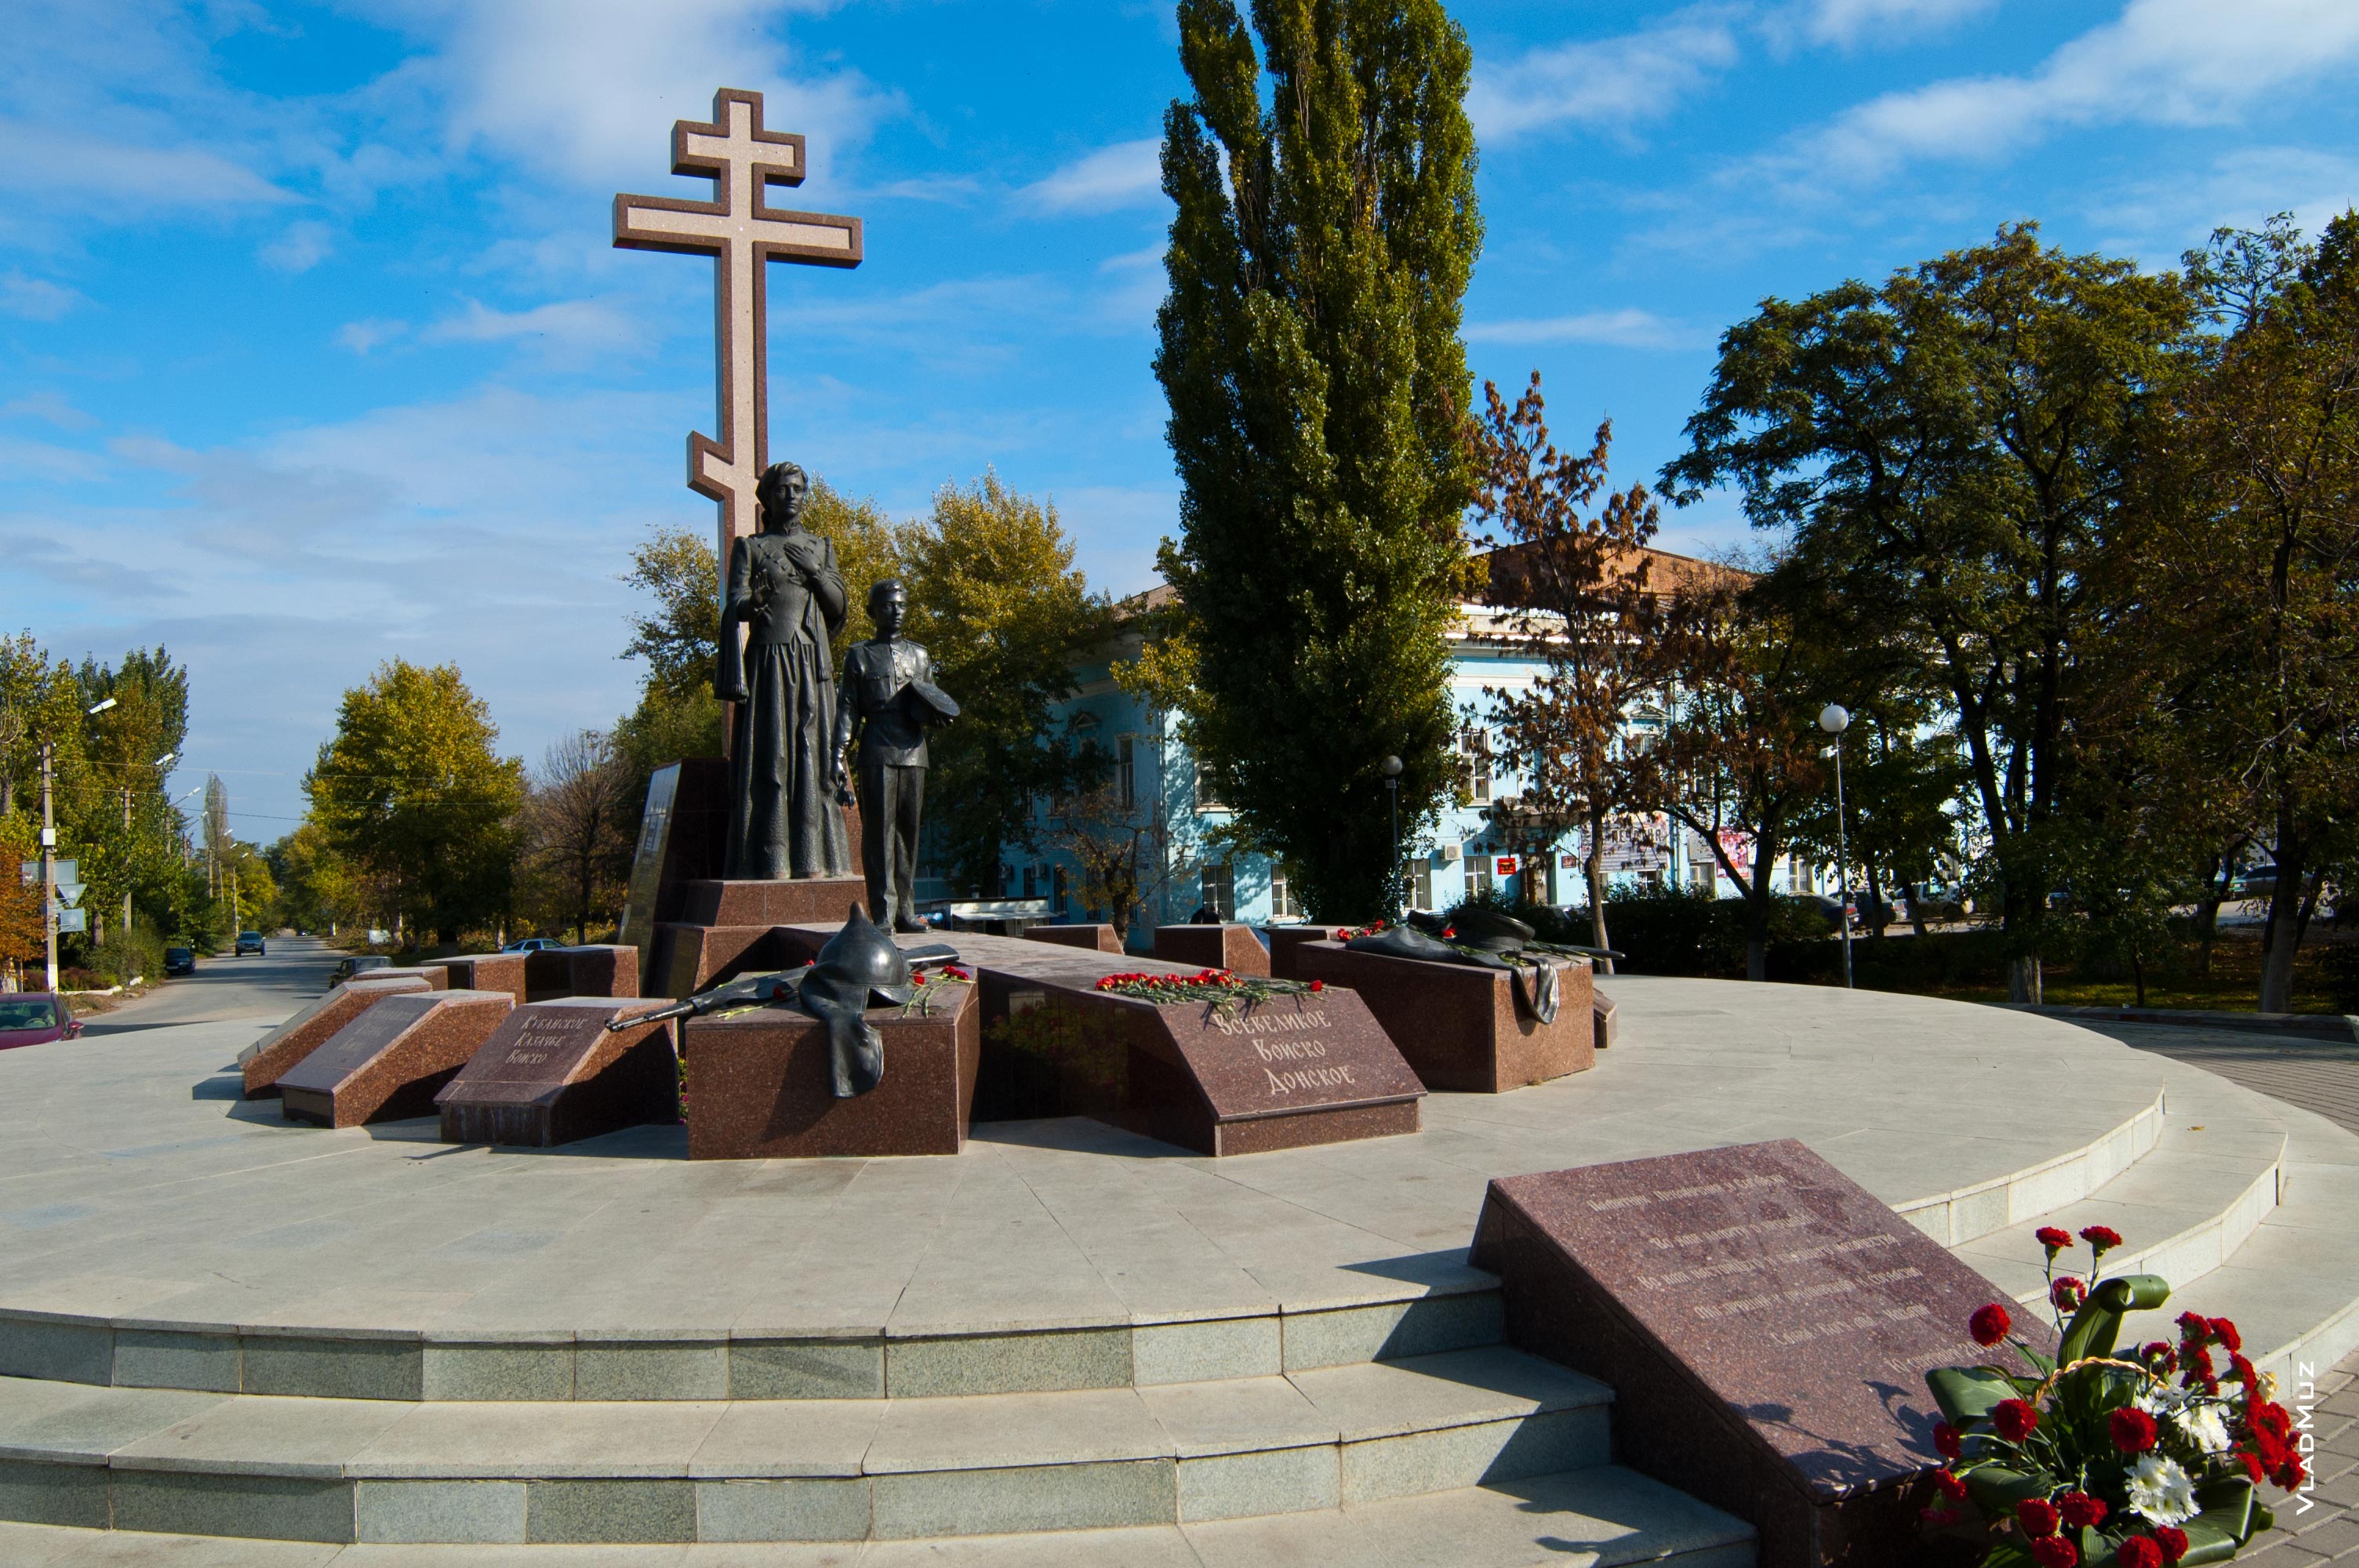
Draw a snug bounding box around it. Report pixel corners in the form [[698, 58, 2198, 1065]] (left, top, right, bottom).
[[998, 570, 1826, 942]]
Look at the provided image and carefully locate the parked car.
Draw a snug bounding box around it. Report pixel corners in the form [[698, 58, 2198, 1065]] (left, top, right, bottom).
[[163, 947, 196, 976], [0, 995, 81, 1050], [234, 931, 267, 956], [501, 937, 565, 953], [2228, 866, 2283, 898], [329, 954, 391, 985]]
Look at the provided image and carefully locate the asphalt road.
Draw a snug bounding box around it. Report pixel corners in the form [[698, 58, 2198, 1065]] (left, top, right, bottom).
[[77, 935, 343, 1035]]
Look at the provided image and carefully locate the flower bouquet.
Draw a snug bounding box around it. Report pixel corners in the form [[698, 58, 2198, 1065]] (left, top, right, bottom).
[[1092, 967, 1322, 1014], [1921, 1225, 2304, 1566]]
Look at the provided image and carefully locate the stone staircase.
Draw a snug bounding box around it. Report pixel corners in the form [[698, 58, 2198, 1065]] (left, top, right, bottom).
[[4, 994, 2357, 1563]]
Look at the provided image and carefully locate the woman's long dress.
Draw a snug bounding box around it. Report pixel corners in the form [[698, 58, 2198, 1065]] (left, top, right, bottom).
[[722, 529, 854, 880]]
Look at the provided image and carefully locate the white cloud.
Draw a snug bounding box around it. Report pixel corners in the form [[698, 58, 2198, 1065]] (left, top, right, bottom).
[[420, 296, 644, 357], [2085, 146, 2359, 260], [1798, 0, 1994, 49], [0, 117, 289, 211], [0, 270, 80, 321], [1017, 139, 1164, 214], [1463, 309, 1705, 350], [258, 220, 334, 273], [1794, 0, 2359, 183], [1470, 13, 1743, 143], [336, 318, 410, 355], [0, 392, 96, 430], [347, 0, 895, 189]]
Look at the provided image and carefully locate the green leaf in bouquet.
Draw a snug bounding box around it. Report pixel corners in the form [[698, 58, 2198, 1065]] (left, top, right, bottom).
[[1928, 1365, 2016, 1424], [2057, 1272, 2171, 1364], [1962, 1465, 2047, 1512], [1979, 1541, 2041, 1568]]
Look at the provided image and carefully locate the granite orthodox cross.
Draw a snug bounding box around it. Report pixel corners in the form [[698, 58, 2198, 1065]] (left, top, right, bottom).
[[612, 88, 863, 565]]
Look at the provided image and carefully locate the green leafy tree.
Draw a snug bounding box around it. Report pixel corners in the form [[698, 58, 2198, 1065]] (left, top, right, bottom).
[[897, 472, 1117, 895], [2136, 212, 2359, 1011], [1662, 223, 2194, 1000], [0, 633, 85, 821], [1154, 0, 1484, 917], [305, 661, 525, 946]]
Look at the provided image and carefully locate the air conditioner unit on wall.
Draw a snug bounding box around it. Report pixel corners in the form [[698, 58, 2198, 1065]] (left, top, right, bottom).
[[1433, 844, 1462, 865]]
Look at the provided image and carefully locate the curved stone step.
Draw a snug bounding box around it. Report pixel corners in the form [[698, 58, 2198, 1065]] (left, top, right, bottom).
[[0, 1462, 1758, 1565], [1951, 1057, 2286, 1308], [0, 1347, 1616, 1544]]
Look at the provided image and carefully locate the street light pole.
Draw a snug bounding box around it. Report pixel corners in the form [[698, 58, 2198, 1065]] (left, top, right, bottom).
[[1381, 756, 1404, 916], [40, 740, 56, 993], [1818, 704, 1854, 990]]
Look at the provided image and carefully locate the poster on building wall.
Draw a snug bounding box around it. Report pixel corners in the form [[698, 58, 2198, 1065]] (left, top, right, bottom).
[[1579, 814, 1670, 876], [1494, 855, 1519, 877]]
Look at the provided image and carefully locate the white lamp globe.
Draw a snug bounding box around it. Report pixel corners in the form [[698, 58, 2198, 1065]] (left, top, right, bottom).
[[1817, 703, 1850, 735]]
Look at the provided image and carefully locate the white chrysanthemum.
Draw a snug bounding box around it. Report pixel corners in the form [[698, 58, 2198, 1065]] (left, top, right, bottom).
[[2126, 1454, 2199, 1525], [2135, 1385, 2183, 1417], [2174, 1400, 2234, 1455]]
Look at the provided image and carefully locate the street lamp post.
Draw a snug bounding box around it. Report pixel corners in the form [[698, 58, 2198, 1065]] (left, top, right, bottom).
[[41, 696, 116, 991], [1381, 756, 1404, 916], [1817, 704, 1854, 990]]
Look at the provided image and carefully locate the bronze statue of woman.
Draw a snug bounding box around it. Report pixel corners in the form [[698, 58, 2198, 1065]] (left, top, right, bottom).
[[714, 461, 854, 880]]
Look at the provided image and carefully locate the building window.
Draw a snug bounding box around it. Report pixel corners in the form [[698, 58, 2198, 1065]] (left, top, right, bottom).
[[1193, 759, 1227, 812], [1412, 857, 1434, 912], [1463, 728, 1492, 804], [1270, 866, 1300, 920], [1052, 865, 1068, 913], [1118, 735, 1136, 810], [1022, 864, 1038, 899], [1467, 850, 1492, 900], [1201, 861, 1235, 920]]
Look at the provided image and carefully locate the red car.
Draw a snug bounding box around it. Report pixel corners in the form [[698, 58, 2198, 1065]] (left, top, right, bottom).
[[0, 994, 82, 1050]]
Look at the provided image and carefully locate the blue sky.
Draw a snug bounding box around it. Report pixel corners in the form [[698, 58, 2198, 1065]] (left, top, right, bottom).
[[4, 0, 2357, 835]]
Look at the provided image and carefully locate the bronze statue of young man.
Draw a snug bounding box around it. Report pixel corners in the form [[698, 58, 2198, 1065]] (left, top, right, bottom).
[[715, 461, 855, 881], [831, 579, 958, 932]]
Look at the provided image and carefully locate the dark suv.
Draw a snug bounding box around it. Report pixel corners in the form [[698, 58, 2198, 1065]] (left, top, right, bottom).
[[234, 931, 267, 956]]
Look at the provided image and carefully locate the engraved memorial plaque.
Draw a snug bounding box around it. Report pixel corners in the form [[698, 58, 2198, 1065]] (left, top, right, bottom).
[[436, 998, 678, 1147], [278, 990, 514, 1128], [1470, 1138, 2054, 1568]]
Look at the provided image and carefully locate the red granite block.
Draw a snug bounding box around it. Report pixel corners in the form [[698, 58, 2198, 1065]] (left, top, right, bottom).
[[1290, 941, 1594, 1093], [1265, 926, 1351, 981], [1152, 924, 1271, 977], [430, 953, 529, 1004], [1024, 924, 1124, 955], [437, 998, 678, 1147], [522, 944, 641, 1003], [366, 966, 448, 990], [278, 990, 516, 1128], [1594, 987, 1619, 1050], [682, 983, 980, 1159], [238, 976, 434, 1098], [680, 878, 871, 927], [649, 923, 792, 1000]]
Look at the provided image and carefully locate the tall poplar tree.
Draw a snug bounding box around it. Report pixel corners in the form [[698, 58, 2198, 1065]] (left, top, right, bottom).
[[1154, 0, 1483, 918]]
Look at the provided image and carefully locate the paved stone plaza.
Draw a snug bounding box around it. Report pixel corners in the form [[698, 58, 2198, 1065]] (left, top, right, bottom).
[[0, 947, 2351, 1563]]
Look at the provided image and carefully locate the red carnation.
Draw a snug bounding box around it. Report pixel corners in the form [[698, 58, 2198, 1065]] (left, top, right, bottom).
[[2241, 1450, 2266, 1484], [2183, 1345, 2215, 1381], [1308, 979, 1324, 992], [2139, 1341, 2177, 1373], [2209, 1316, 2243, 1352], [2056, 1490, 2107, 1530], [2079, 1225, 2123, 1251], [2035, 1225, 2073, 1251], [2117, 1538, 2162, 1568], [2154, 1525, 2189, 1564], [2176, 1310, 2210, 1341], [1932, 1421, 1962, 1461], [1992, 1398, 2038, 1442], [2229, 1353, 2257, 1388], [2252, 1402, 2294, 1443], [2031, 1537, 2080, 1568], [2274, 1453, 2309, 1490], [1932, 1468, 1968, 1501], [1969, 1302, 2012, 1346], [2015, 1497, 2061, 1537], [2110, 1406, 2159, 1454], [2050, 1276, 2085, 1312]]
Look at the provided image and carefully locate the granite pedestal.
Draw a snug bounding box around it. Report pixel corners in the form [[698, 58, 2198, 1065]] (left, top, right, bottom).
[[1594, 988, 1619, 1050], [237, 975, 434, 1098], [429, 952, 529, 1004], [436, 998, 679, 1146], [522, 944, 641, 1003], [1266, 925, 1350, 980], [278, 989, 516, 1129], [1291, 941, 1594, 1093], [681, 981, 978, 1159], [646, 878, 871, 999], [776, 924, 1426, 1156], [1023, 923, 1123, 954], [1153, 922, 1270, 976]]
